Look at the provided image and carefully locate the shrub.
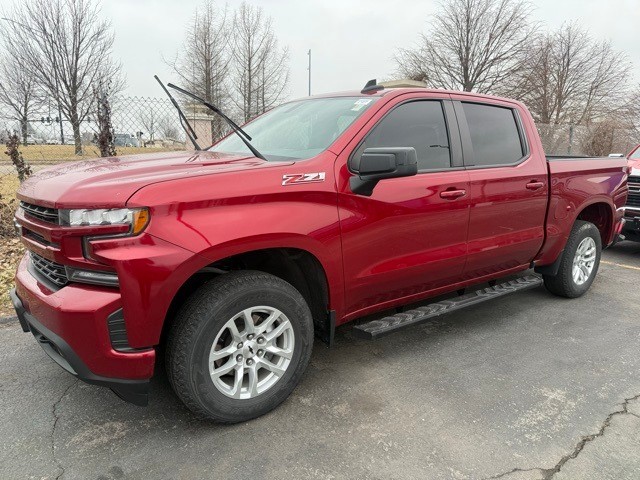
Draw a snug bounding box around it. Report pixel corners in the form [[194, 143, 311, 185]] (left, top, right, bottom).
[[4, 131, 32, 182]]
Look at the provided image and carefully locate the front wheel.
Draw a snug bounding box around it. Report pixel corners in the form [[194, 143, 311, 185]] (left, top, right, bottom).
[[166, 271, 314, 423], [543, 220, 602, 298]]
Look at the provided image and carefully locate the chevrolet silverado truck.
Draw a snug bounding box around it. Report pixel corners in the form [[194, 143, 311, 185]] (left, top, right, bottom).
[[623, 144, 640, 241], [12, 81, 628, 423]]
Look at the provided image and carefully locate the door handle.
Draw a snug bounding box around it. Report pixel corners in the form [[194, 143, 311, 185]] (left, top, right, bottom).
[[526, 181, 545, 190], [440, 189, 466, 199]]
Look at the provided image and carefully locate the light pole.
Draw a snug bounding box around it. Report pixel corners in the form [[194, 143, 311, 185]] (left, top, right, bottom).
[[307, 49, 311, 96]]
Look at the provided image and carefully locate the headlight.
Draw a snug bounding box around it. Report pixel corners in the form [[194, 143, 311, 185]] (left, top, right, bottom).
[[59, 207, 149, 235]]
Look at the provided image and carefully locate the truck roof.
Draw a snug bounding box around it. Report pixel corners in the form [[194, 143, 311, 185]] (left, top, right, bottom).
[[305, 86, 523, 107]]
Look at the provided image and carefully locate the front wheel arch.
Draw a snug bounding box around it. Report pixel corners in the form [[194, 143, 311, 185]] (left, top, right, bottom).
[[161, 247, 332, 349]]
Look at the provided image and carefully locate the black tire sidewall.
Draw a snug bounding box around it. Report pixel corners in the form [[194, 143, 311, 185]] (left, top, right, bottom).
[[558, 221, 602, 297], [180, 274, 313, 421]]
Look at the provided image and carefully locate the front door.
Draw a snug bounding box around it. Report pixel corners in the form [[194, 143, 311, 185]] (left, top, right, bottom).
[[336, 96, 471, 318]]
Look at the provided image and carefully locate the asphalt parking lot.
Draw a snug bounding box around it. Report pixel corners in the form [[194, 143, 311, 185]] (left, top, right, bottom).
[[1, 242, 639, 480]]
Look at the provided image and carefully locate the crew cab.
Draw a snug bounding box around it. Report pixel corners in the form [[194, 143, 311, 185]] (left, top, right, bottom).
[[11, 83, 628, 423]]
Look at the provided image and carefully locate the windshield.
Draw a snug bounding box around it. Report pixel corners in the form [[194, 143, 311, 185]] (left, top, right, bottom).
[[210, 97, 377, 161], [630, 145, 640, 160]]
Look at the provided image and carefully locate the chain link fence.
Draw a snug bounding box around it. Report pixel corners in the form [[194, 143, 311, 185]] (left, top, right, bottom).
[[0, 96, 193, 173], [537, 123, 639, 157]]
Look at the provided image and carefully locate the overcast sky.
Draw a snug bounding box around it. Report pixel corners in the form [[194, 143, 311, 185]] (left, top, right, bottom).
[[3, 0, 639, 99]]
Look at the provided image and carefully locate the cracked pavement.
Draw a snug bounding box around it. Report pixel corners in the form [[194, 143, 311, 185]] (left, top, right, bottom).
[[1, 242, 639, 479]]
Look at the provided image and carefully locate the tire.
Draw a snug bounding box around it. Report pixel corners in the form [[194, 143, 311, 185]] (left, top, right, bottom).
[[166, 271, 314, 423], [543, 220, 602, 298]]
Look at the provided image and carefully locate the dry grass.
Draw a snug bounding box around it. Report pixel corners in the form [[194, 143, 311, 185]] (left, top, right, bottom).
[[1, 144, 181, 164], [0, 238, 23, 317], [0, 174, 19, 199], [0, 174, 22, 317]]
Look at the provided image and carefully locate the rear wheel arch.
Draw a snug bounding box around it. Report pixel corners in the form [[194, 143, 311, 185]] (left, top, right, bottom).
[[575, 201, 614, 246], [535, 202, 612, 276]]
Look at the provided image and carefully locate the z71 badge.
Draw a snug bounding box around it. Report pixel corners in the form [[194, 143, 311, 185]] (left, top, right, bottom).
[[282, 172, 326, 186]]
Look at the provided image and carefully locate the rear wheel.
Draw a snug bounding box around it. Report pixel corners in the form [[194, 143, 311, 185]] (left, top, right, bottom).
[[543, 220, 601, 298], [166, 271, 314, 423]]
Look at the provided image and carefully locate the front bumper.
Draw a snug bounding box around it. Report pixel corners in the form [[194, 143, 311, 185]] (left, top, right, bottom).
[[12, 255, 155, 406], [11, 289, 149, 405]]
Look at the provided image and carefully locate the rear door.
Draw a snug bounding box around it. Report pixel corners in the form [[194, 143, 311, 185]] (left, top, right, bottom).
[[336, 94, 471, 317], [451, 96, 549, 278]]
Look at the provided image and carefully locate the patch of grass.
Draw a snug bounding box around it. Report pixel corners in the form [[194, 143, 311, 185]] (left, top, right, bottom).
[[0, 174, 21, 317], [0, 175, 20, 199], [0, 144, 183, 164], [0, 237, 23, 317]]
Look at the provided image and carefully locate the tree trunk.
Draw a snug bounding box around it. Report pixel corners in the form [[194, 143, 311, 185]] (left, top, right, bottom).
[[20, 115, 28, 146], [70, 110, 82, 155]]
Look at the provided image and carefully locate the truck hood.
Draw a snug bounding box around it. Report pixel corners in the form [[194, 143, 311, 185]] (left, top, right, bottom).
[[17, 150, 290, 208]]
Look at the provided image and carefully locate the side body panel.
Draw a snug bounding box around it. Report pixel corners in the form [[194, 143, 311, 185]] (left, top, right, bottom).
[[534, 158, 628, 266]]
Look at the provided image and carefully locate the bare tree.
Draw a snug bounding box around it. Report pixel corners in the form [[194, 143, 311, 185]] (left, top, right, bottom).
[[158, 116, 182, 143], [232, 2, 289, 122], [579, 87, 640, 156], [394, 0, 537, 93], [504, 24, 635, 127], [1, 0, 124, 156], [166, 0, 231, 141], [138, 107, 158, 144], [0, 49, 39, 145]]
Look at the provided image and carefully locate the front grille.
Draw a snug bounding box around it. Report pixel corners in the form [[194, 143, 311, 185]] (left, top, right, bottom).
[[30, 252, 68, 288], [20, 201, 59, 224], [628, 176, 640, 208], [23, 229, 58, 247]]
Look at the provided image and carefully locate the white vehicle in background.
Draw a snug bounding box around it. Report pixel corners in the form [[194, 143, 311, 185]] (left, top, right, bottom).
[[114, 133, 140, 147]]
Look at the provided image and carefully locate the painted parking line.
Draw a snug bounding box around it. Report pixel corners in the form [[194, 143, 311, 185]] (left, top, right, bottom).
[[601, 260, 640, 271]]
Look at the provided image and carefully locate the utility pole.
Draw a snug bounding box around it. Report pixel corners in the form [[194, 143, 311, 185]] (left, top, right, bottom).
[[307, 49, 311, 96]]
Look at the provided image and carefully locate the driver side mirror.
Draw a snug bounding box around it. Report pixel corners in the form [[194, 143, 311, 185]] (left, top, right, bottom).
[[350, 147, 418, 196]]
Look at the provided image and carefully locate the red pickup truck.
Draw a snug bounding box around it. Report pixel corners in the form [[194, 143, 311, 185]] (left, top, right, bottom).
[[12, 83, 628, 423]]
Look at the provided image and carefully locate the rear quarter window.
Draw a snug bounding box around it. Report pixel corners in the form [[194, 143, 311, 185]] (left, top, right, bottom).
[[462, 103, 524, 167]]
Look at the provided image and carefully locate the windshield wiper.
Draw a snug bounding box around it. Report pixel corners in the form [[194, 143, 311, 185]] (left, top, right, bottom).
[[167, 82, 266, 161], [154, 75, 201, 150]]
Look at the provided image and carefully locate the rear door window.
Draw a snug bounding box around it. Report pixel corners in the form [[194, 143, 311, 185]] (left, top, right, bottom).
[[462, 103, 524, 167]]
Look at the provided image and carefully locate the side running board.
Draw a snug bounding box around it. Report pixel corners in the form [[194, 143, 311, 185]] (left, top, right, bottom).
[[352, 275, 543, 340]]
